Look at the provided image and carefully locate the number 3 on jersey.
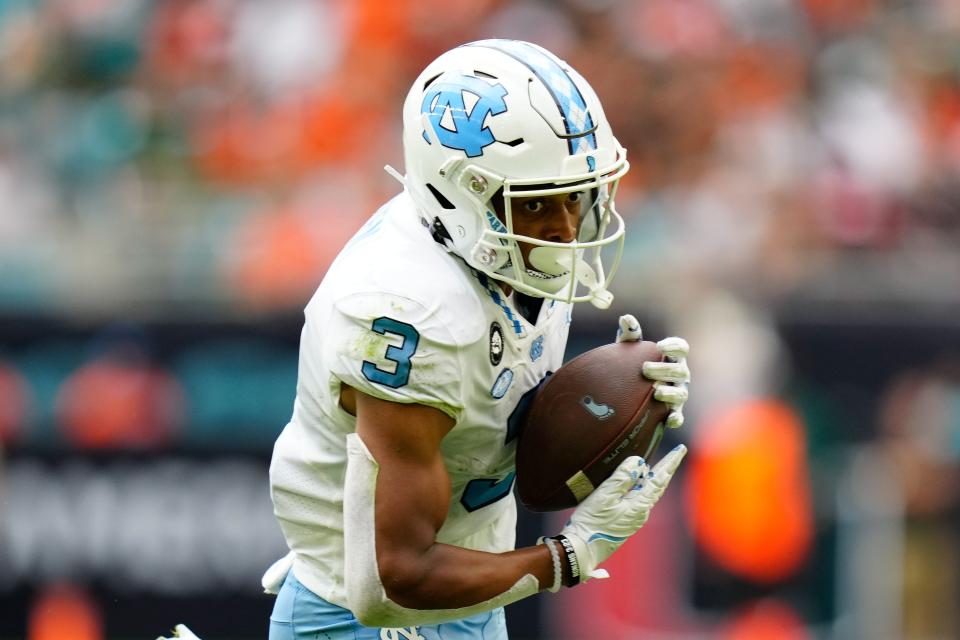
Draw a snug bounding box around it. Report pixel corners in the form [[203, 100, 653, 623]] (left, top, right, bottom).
[[362, 317, 420, 388]]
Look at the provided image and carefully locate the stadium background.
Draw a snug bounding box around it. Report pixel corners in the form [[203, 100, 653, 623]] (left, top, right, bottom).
[[1, 1, 958, 638]]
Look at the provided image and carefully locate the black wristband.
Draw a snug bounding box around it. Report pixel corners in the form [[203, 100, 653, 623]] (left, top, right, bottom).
[[553, 535, 581, 587]]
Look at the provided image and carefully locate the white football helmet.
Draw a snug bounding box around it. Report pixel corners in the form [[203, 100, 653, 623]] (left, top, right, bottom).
[[396, 39, 629, 308]]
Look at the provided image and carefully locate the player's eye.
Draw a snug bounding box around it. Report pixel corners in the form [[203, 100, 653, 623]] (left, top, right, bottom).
[[567, 192, 582, 203], [523, 199, 545, 213]]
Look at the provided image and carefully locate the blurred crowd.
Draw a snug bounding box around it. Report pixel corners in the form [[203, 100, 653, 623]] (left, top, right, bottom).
[[1, 0, 958, 315]]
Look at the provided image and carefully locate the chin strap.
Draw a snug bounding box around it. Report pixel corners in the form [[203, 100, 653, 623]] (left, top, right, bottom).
[[384, 164, 406, 186]]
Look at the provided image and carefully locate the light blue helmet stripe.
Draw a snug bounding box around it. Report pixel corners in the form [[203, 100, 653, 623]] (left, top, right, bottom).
[[467, 39, 597, 155]]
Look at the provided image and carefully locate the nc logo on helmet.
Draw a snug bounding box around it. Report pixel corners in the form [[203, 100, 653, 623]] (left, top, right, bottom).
[[422, 73, 508, 158]]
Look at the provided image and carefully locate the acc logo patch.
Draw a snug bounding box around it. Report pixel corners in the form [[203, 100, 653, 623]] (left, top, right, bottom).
[[491, 368, 514, 399], [489, 321, 504, 365], [422, 73, 508, 157]]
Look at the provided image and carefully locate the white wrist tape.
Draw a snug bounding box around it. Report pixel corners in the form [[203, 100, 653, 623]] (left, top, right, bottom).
[[343, 433, 540, 627], [541, 538, 562, 593]]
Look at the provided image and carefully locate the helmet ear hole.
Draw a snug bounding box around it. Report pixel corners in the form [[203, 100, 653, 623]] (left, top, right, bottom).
[[426, 184, 456, 210]]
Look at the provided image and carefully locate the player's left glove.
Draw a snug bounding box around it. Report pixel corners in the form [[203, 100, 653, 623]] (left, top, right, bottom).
[[616, 314, 690, 428], [155, 624, 202, 640], [549, 445, 687, 584]]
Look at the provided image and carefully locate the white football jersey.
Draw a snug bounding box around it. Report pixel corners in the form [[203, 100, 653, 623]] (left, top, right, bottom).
[[269, 192, 572, 606]]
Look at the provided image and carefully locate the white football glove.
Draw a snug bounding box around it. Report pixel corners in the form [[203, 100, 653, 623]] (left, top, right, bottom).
[[616, 314, 690, 428], [156, 624, 202, 640], [554, 445, 687, 583]]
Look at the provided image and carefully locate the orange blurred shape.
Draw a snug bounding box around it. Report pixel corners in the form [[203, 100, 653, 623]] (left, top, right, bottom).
[[0, 361, 31, 445], [144, 0, 230, 85], [927, 84, 960, 144], [724, 599, 811, 640], [28, 584, 103, 640], [225, 205, 360, 308], [631, 0, 729, 57], [56, 359, 184, 450], [801, 0, 876, 31], [191, 101, 300, 185], [719, 45, 804, 117], [686, 399, 814, 583]]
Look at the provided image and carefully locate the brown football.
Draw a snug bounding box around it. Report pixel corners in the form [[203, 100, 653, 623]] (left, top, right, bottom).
[[515, 340, 671, 512]]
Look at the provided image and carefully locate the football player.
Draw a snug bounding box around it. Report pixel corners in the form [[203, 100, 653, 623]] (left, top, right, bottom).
[[161, 39, 690, 640]]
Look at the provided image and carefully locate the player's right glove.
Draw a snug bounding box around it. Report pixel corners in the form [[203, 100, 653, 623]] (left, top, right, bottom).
[[616, 313, 690, 428], [548, 445, 686, 584]]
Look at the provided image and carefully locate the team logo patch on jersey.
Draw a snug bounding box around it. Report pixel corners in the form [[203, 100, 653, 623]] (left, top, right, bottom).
[[491, 368, 514, 399], [489, 321, 504, 365], [581, 395, 615, 420], [530, 335, 544, 362]]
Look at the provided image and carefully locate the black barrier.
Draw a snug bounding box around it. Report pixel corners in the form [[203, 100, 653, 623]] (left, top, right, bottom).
[[1, 310, 959, 639]]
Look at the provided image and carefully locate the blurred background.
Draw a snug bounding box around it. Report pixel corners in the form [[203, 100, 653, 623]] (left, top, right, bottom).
[[1, 0, 958, 638]]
